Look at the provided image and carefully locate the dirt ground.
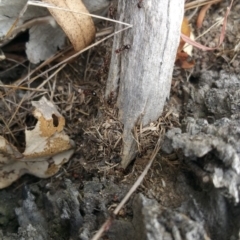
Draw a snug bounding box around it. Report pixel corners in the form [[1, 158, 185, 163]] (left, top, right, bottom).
[[0, 0, 240, 239]]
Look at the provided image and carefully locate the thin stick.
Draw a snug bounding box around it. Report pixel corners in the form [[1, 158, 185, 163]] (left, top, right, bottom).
[[13, 46, 72, 88], [0, 85, 48, 92], [96, 27, 114, 38], [12, 16, 54, 35], [91, 131, 163, 240], [6, 94, 26, 132], [27, 0, 132, 27], [0, 116, 18, 143], [27, 64, 66, 100]]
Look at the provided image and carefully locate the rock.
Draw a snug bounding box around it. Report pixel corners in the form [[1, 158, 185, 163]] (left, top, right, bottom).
[[44, 179, 83, 239], [183, 70, 240, 119], [161, 116, 240, 239], [15, 186, 48, 240], [80, 177, 129, 239], [0, 179, 84, 240], [0, 190, 19, 232], [132, 193, 210, 240], [106, 220, 135, 240], [162, 117, 240, 203]]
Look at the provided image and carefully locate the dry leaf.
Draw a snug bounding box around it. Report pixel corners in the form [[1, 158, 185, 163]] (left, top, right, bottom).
[[0, 0, 104, 63], [43, 0, 96, 51], [197, 0, 221, 28], [176, 17, 195, 69], [197, 2, 212, 28], [178, 17, 191, 53], [176, 51, 195, 69], [183, 32, 194, 57], [26, 23, 66, 63], [0, 97, 75, 189], [0, 0, 66, 63]]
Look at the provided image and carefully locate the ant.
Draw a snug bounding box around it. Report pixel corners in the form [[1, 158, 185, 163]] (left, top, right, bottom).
[[115, 44, 131, 54], [137, 0, 143, 8]]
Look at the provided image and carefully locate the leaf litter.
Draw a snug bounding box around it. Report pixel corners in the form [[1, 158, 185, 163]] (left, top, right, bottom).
[[0, 0, 240, 239]]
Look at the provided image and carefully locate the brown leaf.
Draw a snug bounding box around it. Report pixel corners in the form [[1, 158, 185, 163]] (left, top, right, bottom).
[[43, 0, 96, 51], [197, 0, 221, 28], [0, 97, 75, 189], [176, 51, 195, 69]]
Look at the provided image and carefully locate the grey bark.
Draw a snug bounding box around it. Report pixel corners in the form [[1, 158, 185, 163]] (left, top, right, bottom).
[[132, 194, 210, 240], [106, 0, 184, 168]]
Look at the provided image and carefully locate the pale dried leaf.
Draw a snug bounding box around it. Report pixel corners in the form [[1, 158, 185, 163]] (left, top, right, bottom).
[[0, 97, 75, 189], [183, 32, 194, 56], [0, 0, 49, 38], [0, 136, 23, 164], [26, 23, 66, 64]]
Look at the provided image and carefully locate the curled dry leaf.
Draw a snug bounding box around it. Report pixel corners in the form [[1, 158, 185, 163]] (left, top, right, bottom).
[[0, 97, 75, 189], [43, 0, 96, 51], [196, 0, 221, 28], [196, 2, 212, 28]]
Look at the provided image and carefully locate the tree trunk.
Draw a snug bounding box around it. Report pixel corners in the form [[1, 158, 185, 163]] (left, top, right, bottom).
[[106, 0, 184, 168]]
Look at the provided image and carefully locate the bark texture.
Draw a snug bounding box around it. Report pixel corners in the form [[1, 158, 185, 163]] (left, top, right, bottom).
[[106, 0, 185, 168]]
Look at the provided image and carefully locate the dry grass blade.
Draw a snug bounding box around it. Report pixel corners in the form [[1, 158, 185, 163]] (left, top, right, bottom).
[[1, 16, 55, 47], [13, 46, 73, 88], [6, 95, 26, 136], [0, 85, 48, 92], [27, 0, 131, 27], [91, 130, 164, 240], [0, 116, 17, 144]]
